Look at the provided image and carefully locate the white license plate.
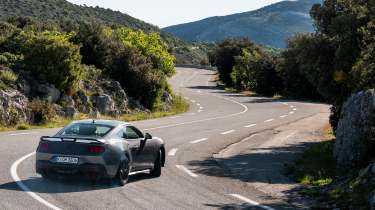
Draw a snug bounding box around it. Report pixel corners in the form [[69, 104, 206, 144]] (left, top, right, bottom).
[[56, 157, 79, 164]]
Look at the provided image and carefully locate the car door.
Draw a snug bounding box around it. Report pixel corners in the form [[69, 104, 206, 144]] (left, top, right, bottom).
[[127, 126, 156, 169], [121, 126, 142, 169]]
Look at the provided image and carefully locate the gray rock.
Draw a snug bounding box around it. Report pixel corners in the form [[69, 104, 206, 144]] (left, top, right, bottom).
[[161, 91, 173, 104], [0, 90, 29, 126], [35, 84, 60, 103], [62, 106, 76, 118], [74, 90, 91, 113], [101, 81, 129, 113], [91, 94, 116, 115], [334, 89, 375, 168]]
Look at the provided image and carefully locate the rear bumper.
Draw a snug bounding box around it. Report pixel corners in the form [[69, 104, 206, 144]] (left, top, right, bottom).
[[36, 160, 111, 178]]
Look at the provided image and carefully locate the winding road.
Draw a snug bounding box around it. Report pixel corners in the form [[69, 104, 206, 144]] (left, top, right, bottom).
[[0, 68, 328, 210]]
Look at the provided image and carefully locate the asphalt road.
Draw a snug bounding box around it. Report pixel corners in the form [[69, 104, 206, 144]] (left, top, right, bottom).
[[0, 68, 328, 210]]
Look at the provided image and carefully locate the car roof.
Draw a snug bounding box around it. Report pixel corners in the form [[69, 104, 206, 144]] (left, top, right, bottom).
[[71, 119, 130, 127]]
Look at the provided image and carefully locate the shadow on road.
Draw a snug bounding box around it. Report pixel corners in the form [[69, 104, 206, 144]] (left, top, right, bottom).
[[187, 141, 320, 209], [0, 172, 153, 193]]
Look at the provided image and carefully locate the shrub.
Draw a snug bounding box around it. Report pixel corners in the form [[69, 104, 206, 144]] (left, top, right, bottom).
[[22, 31, 83, 91], [209, 38, 255, 86], [28, 100, 56, 124], [16, 124, 30, 130], [0, 69, 18, 85]]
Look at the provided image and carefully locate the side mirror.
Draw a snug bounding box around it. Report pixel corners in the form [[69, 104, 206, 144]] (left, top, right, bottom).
[[145, 133, 152, 140]]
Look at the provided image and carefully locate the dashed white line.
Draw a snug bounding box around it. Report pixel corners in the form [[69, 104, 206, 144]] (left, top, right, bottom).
[[290, 105, 295, 108], [190, 138, 208, 144], [264, 119, 274, 123], [244, 124, 257, 128], [191, 100, 196, 103], [197, 103, 201, 106], [289, 111, 295, 114], [176, 165, 198, 178], [228, 194, 275, 210], [280, 115, 288, 118], [221, 130, 235, 135], [9, 132, 38, 136], [282, 102, 289, 106], [293, 108, 297, 111], [197, 109, 203, 113], [168, 148, 178, 156], [11, 152, 63, 210]]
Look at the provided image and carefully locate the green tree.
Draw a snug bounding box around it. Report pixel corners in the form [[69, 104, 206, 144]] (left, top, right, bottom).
[[22, 31, 83, 91], [209, 38, 255, 86]]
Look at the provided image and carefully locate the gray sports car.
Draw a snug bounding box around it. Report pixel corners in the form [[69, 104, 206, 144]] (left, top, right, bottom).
[[35, 119, 165, 186]]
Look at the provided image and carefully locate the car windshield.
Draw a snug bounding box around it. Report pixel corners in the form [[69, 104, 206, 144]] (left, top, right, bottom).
[[58, 123, 114, 137]]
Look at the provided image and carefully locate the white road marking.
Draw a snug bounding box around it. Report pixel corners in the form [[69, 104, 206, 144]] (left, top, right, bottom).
[[244, 124, 257, 128], [190, 138, 208, 144], [264, 119, 274, 123], [191, 100, 196, 103], [280, 115, 288, 118], [9, 132, 38, 136], [289, 111, 295, 114], [176, 165, 198, 178], [129, 170, 150, 176], [197, 109, 203, 113], [290, 105, 295, 108], [168, 148, 178, 156], [11, 152, 63, 210], [197, 103, 201, 106], [145, 95, 248, 131], [282, 102, 289, 105], [221, 130, 235, 135], [293, 108, 297, 111], [228, 194, 275, 210]]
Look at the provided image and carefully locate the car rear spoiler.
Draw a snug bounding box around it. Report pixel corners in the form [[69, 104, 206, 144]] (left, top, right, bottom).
[[40, 136, 103, 144]]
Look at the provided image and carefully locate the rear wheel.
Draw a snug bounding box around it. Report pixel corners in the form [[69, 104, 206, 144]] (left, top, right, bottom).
[[150, 150, 162, 177], [116, 159, 130, 186]]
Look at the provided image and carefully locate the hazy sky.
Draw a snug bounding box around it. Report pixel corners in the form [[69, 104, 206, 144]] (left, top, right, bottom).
[[67, 0, 285, 28]]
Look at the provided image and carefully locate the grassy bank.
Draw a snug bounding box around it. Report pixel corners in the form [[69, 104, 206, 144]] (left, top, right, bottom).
[[286, 127, 371, 209], [0, 95, 189, 132]]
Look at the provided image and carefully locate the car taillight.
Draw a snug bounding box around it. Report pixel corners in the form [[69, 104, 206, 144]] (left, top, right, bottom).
[[88, 145, 105, 154], [39, 142, 49, 152]]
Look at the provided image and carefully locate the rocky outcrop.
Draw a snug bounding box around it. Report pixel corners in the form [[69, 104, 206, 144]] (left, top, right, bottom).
[[0, 90, 29, 126], [35, 83, 60, 103], [91, 94, 116, 116], [334, 89, 375, 168]]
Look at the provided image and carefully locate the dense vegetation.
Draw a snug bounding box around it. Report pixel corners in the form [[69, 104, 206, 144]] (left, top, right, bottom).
[[0, 0, 210, 65], [0, 17, 174, 110], [163, 0, 321, 48]]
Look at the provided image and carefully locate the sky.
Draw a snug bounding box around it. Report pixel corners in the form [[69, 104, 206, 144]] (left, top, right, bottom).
[[66, 0, 285, 28]]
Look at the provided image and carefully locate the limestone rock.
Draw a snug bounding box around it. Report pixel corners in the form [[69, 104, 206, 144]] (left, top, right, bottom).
[[334, 89, 375, 168], [35, 83, 60, 103]]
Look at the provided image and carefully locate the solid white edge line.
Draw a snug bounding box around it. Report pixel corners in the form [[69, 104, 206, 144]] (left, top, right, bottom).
[[190, 138, 208, 144], [244, 124, 257, 128], [168, 148, 178, 156], [264, 119, 274, 123], [221, 130, 235, 135], [10, 152, 63, 210], [228, 194, 275, 210], [176, 165, 198, 178]]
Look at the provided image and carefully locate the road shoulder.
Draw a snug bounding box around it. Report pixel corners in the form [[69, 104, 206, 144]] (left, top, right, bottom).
[[213, 112, 330, 208]]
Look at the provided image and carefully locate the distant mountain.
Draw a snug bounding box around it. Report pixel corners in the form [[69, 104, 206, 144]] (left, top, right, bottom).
[[163, 0, 321, 48], [0, 0, 209, 64]]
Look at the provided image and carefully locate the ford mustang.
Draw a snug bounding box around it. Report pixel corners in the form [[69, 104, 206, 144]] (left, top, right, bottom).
[[35, 119, 165, 186]]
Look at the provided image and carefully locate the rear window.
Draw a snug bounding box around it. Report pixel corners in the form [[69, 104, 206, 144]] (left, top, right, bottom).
[[58, 123, 114, 137]]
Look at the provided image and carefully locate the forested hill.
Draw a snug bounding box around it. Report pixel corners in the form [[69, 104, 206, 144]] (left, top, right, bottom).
[[163, 0, 322, 48], [0, 0, 211, 64], [0, 0, 158, 32]]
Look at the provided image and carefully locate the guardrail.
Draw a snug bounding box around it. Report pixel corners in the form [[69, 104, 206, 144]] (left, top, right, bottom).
[[175, 64, 216, 71]]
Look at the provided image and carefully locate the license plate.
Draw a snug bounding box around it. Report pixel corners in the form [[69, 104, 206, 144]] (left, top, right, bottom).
[[56, 157, 79, 164]]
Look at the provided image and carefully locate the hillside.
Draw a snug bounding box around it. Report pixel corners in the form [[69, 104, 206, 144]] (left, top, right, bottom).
[[0, 0, 208, 64], [163, 0, 322, 48]]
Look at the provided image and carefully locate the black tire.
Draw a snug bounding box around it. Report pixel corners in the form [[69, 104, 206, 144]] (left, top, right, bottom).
[[150, 150, 162, 177], [115, 159, 130, 186]]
